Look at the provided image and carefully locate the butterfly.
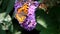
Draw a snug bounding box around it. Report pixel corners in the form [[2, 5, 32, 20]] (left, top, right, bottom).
[[15, 3, 29, 24]]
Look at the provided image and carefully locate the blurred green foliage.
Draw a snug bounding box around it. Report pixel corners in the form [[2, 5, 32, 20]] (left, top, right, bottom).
[[0, 0, 60, 34]]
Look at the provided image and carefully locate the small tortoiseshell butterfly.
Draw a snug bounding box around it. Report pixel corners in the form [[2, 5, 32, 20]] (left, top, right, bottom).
[[15, 3, 29, 24]]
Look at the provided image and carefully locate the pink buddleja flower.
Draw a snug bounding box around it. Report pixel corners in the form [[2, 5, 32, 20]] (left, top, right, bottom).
[[14, 0, 39, 31], [20, 1, 39, 31]]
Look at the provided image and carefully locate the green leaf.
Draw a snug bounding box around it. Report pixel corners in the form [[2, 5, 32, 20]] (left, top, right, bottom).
[[36, 8, 47, 29], [0, 24, 6, 34], [1, 15, 12, 30], [0, 8, 4, 13], [0, 12, 6, 23], [4, 0, 15, 17], [36, 8, 57, 34], [0, 12, 13, 33], [14, 31, 21, 34], [1, 0, 9, 10], [0, 30, 6, 34], [37, 18, 47, 28], [9, 24, 13, 33], [0, 0, 2, 6]]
